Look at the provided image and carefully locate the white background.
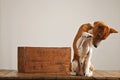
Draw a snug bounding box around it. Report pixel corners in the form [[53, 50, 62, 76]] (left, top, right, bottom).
[[0, 0, 120, 70]]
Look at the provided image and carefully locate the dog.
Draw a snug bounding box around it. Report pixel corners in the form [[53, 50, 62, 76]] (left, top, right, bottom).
[[92, 21, 118, 48], [71, 32, 94, 76], [71, 21, 118, 76], [71, 23, 93, 76]]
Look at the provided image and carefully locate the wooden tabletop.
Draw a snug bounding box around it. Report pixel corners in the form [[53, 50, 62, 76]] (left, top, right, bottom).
[[0, 70, 120, 80]]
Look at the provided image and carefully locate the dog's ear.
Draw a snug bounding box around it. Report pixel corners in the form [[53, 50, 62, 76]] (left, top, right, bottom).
[[110, 28, 118, 33]]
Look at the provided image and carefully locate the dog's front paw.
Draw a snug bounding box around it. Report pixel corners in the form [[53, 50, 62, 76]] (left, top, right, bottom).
[[85, 71, 93, 77], [70, 72, 76, 76]]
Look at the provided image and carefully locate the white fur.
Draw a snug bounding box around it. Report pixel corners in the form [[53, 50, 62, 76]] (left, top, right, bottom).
[[84, 46, 93, 77], [71, 32, 93, 76], [70, 60, 78, 75]]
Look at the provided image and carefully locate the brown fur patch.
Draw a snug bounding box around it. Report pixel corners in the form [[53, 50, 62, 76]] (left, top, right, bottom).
[[93, 21, 118, 47]]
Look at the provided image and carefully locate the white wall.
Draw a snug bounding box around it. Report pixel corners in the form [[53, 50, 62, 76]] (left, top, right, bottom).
[[0, 0, 120, 70]]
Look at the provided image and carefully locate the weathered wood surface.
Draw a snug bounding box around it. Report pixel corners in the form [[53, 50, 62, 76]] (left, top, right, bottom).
[[0, 70, 120, 80], [18, 47, 71, 73]]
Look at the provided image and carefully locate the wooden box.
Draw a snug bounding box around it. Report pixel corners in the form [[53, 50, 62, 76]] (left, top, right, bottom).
[[18, 47, 71, 73]]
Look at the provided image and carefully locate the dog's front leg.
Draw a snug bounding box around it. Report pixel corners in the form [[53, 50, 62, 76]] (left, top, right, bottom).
[[85, 48, 93, 77], [70, 60, 79, 75]]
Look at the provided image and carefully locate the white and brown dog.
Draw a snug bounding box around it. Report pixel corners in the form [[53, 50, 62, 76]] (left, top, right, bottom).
[[71, 21, 118, 77], [71, 32, 93, 76]]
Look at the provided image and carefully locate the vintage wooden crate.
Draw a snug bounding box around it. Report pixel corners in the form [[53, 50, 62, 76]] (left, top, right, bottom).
[[18, 47, 71, 73]]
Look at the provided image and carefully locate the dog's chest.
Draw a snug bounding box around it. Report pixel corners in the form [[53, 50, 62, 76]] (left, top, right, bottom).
[[78, 40, 92, 56]]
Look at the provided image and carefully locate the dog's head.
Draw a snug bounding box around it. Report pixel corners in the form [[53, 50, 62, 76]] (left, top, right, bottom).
[[92, 21, 118, 48]]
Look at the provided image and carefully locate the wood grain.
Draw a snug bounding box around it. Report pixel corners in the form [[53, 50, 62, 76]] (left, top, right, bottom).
[[18, 47, 71, 73], [0, 70, 120, 80]]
